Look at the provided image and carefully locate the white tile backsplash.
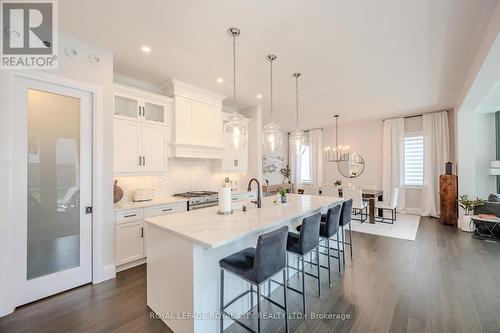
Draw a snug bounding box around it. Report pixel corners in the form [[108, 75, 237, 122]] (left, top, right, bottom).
[[115, 158, 241, 202]]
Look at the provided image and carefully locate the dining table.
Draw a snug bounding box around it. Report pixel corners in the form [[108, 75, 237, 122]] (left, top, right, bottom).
[[337, 188, 384, 224]]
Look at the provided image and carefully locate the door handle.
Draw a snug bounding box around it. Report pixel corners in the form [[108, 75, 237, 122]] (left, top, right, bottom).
[[140, 226, 144, 238]]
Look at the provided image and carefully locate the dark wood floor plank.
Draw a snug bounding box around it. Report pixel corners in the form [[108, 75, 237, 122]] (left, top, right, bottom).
[[1, 217, 500, 333]]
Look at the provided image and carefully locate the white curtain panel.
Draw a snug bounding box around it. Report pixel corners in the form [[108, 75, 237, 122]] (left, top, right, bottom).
[[309, 129, 323, 187], [422, 111, 450, 217], [382, 118, 406, 210], [288, 135, 302, 190]]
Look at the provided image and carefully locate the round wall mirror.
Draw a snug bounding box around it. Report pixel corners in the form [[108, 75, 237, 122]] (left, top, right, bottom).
[[338, 153, 365, 178]]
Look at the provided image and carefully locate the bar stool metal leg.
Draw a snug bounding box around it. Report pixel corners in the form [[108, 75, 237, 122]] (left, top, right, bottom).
[[220, 269, 224, 333], [257, 284, 262, 333], [341, 226, 346, 267], [336, 232, 342, 275], [316, 247, 321, 298], [349, 223, 353, 258], [327, 238, 332, 286], [301, 256, 306, 315], [250, 284, 254, 313], [282, 269, 289, 333]]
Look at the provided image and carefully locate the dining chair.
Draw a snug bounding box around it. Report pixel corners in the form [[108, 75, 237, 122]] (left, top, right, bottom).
[[321, 186, 340, 197], [302, 186, 320, 195], [375, 187, 399, 224], [343, 187, 368, 223]]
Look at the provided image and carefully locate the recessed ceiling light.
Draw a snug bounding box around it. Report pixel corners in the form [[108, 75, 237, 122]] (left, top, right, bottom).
[[256, 94, 263, 99], [217, 78, 224, 84], [141, 46, 151, 53]]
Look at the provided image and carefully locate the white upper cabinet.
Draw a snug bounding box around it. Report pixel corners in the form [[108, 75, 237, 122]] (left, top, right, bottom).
[[113, 84, 171, 175], [162, 79, 225, 159]]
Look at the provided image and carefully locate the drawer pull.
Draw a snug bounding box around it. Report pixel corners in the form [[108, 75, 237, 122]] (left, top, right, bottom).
[[162, 208, 173, 212], [124, 214, 137, 218]]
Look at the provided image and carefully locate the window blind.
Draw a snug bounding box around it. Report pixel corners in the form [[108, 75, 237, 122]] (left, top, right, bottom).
[[404, 135, 424, 186]]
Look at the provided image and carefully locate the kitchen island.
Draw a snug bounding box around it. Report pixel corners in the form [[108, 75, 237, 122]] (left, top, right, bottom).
[[145, 194, 343, 333]]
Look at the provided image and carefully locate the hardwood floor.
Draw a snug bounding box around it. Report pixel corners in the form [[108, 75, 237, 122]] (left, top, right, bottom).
[[1, 217, 500, 333]]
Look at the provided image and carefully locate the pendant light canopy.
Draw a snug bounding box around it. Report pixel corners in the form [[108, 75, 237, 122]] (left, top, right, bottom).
[[223, 27, 247, 149], [262, 54, 283, 153], [289, 72, 306, 156]]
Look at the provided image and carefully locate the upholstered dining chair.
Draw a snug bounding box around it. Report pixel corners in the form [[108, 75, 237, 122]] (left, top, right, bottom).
[[342, 187, 368, 222], [321, 186, 340, 197], [375, 187, 399, 224], [302, 186, 320, 195]]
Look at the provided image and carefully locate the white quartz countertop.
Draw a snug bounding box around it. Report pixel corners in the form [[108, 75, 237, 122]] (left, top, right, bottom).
[[114, 196, 188, 211], [145, 194, 344, 248]]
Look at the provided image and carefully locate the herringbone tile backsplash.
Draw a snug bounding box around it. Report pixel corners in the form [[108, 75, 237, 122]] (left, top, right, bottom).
[[115, 158, 241, 202]]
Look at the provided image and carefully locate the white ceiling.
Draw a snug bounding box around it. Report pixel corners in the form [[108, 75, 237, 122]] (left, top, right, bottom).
[[60, 0, 498, 130]]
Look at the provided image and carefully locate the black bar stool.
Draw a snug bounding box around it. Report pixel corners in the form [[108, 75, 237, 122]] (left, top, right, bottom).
[[317, 204, 343, 285], [284, 212, 321, 315], [334, 199, 353, 267], [219, 226, 289, 333]]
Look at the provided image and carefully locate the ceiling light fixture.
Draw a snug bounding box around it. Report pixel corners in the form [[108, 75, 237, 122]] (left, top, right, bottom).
[[141, 46, 151, 53], [222, 27, 247, 149], [262, 54, 283, 153], [256, 94, 262, 99], [289, 73, 306, 156], [325, 115, 350, 163], [217, 78, 224, 84]]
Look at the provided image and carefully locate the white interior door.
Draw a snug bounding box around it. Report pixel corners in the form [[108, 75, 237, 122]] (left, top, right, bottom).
[[13, 76, 93, 306]]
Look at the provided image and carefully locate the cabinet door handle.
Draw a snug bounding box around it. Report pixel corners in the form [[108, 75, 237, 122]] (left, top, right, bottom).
[[138, 156, 142, 166], [124, 214, 137, 218], [142, 156, 146, 165], [142, 106, 146, 116], [138, 105, 141, 116], [162, 208, 173, 212], [140, 226, 144, 238]]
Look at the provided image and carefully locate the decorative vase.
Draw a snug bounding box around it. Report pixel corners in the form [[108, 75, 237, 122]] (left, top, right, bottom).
[[460, 214, 474, 232], [281, 195, 287, 203], [113, 180, 123, 203]]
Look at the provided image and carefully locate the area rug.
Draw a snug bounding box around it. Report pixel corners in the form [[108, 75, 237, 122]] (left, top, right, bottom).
[[349, 213, 420, 241]]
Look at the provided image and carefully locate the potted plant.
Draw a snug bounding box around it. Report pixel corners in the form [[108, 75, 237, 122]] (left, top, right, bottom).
[[280, 165, 291, 184], [278, 188, 287, 203], [334, 180, 342, 187], [458, 195, 485, 232]]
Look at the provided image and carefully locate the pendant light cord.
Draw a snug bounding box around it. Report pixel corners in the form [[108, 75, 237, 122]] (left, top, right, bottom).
[[232, 33, 236, 105], [295, 75, 299, 128], [270, 59, 273, 120]]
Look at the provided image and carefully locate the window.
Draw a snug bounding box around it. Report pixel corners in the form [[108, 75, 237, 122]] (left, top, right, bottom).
[[299, 145, 311, 183], [404, 135, 424, 186]]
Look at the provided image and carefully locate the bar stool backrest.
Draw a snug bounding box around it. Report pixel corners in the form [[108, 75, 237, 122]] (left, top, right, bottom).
[[254, 226, 289, 284], [340, 199, 353, 226], [298, 212, 322, 254], [323, 204, 341, 237]]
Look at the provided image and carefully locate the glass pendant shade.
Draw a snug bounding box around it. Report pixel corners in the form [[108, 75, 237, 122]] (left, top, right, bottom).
[[223, 110, 247, 149], [262, 121, 283, 153], [290, 129, 306, 155]]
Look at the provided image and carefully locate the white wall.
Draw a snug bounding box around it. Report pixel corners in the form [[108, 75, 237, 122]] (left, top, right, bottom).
[[0, 34, 114, 316], [322, 120, 383, 189]]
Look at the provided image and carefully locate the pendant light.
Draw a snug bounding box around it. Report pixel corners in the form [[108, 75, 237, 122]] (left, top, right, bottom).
[[262, 54, 283, 153], [223, 27, 247, 149], [289, 73, 306, 156], [324, 115, 350, 162]]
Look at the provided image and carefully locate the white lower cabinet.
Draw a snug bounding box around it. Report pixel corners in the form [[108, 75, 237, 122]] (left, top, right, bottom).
[[116, 220, 144, 266], [115, 202, 187, 271]]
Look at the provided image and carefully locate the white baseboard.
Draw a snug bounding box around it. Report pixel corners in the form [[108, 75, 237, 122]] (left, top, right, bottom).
[[0, 305, 15, 318], [93, 263, 116, 284], [116, 258, 147, 273]]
